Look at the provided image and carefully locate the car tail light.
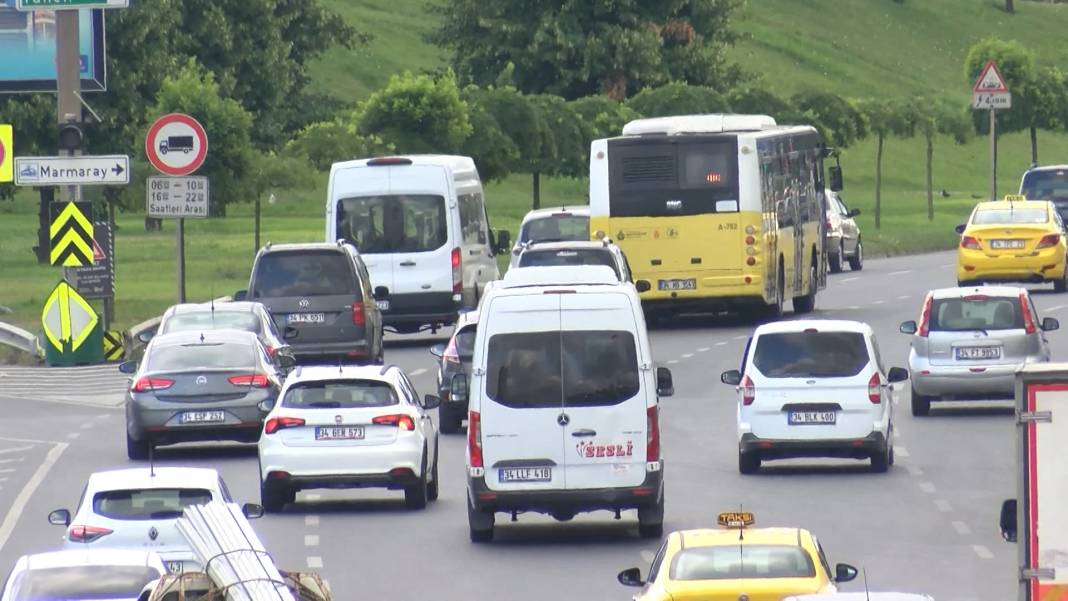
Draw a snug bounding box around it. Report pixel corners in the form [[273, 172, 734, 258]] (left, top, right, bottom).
[[1037, 233, 1061, 249], [68, 525, 112, 543], [1020, 291, 1037, 334], [131, 377, 173, 393], [825, 216, 833, 230], [646, 406, 660, 462], [740, 374, 755, 406], [264, 416, 305, 434], [265, 345, 276, 357], [868, 372, 882, 404], [443, 336, 461, 365], [452, 247, 462, 294], [228, 374, 269, 388], [468, 410, 483, 468], [918, 294, 934, 337], [372, 414, 416, 431], [352, 302, 366, 326], [960, 235, 981, 250]]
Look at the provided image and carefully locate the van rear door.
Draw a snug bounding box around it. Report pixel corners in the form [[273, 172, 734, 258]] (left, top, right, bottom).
[[558, 290, 648, 489], [478, 293, 566, 492]]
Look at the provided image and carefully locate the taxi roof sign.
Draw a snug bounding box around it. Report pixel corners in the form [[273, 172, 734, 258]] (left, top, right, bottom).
[[1004, 194, 1027, 202], [717, 512, 755, 528]]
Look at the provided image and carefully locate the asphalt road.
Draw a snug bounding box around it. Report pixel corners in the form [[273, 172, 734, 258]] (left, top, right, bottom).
[[0, 250, 1052, 601]]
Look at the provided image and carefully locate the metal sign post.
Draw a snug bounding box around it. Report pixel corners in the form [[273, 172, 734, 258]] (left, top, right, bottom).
[[972, 61, 1012, 201]]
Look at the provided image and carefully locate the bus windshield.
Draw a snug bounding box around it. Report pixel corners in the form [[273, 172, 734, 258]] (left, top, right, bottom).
[[607, 138, 738, 218]]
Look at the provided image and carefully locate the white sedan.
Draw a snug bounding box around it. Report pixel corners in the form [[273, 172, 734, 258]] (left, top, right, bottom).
[[48, 467, 262, 574], [1, 549, 167, 601], [258, 364, 441, 511]]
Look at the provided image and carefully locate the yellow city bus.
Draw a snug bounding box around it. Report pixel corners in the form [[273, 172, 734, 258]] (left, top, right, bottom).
[[589, 114, 838, 319]]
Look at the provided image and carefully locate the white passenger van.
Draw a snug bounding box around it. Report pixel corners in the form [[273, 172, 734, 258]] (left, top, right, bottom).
[[326, 155, 511, 334], [448, 265, 674, 543]]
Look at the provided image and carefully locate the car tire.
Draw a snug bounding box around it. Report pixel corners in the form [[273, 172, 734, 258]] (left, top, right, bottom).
[[427, 444, 440, 502], [404, 451, 429, 510], [638, 496, 665, 539], [260, 480, 288, 513], [439, 404, 463, 434], [829, 243, 843, 274], [1055, 269, 1068, 293], [911, 385, 932, 417], [126, 432, 150, 461], [848, 239, 863, 271], [467, 496, 495, 543], [871, 435, 892, 473], [738, 451, 761, 474], [761, 265, 785, 321], [792, 261, 817, 314]]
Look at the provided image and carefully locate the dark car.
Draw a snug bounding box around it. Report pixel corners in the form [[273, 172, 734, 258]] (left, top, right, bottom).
[[140, 301, 295, 365], [119, 330, 290, 459], [429, 310, 477, 433], [236, 242, 385, 364]]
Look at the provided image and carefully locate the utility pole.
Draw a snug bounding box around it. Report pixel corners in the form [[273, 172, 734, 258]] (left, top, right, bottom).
[[56, 10, 81, 203]]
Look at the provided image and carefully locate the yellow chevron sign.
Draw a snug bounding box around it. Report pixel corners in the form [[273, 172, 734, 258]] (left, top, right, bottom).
[[41, 280, 99, 352], [103, 330, 124, 361], [50, 201, 95, 267], [0, 124, 11, 183]]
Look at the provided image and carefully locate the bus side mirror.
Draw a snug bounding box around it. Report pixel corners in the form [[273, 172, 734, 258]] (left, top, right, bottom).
[[829, 166, 843, 192], [1000, 499, 1018, 543]]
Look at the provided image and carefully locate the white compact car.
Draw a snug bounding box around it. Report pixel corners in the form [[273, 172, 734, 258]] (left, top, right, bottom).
[[510, 206, 591, 267], [1, 549, 167, 601], [47, 467, 260, 574], [258, 364, 441, 511], [720, 320, 909, 474]]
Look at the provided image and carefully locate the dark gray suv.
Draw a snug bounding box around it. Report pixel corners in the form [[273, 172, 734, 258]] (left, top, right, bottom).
[[237, 242, 384, 364]]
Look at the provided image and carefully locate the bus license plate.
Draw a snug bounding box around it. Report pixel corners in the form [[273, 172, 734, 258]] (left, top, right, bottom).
[[499, 467, 551, 483], [658, 279, 696, 291], [956, 346, 1001, 360], [788, 411, 836, 425]]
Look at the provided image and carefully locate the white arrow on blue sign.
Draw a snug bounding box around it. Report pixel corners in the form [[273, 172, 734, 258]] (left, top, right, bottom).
[[14, 155, 130, 186]]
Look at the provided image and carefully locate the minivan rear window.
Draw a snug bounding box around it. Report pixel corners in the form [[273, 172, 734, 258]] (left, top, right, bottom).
[[251, 250, 356, 298], [486, 330, 639, 408], [752, 331, 870, 378], [282, 379, 398, 408], [93, 488, 213, 520], [337, 195, 448, 253], [930, 296, 1022, 331], [518, 248, 620, 279]]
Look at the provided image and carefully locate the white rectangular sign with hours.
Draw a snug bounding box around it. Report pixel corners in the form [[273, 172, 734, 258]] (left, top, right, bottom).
[[14, 155, 129, 186], [146, 176, 210, 219]]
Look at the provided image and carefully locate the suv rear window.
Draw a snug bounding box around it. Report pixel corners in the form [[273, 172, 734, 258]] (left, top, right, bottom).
[[162, 311, 260, 335], [93, 488, 213, 520], [486, 330, 639, 408], [670, 545, 815, 581], [337, 195, 447, 254], [520, 215, 589, 243], [752, 331, 870, 378], [931, 296, 1022, 331], [282, 380, 398, 408], [251, 250, 356, 298], [518, 248, 620, 279]]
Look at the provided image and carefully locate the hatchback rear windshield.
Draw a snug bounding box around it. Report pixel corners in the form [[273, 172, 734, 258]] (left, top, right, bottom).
[[930, 296, 1023, 331], [282, 379, 398, 408], [519, 215, 590, 244], [486, 330, 639, 408], [972, 208, 1048, 224], [93, 488, 213, 520], [337, 194, 448, 254], [454, 325, 477, 359], [9, 565, 162, 601], [518, 248, 620, 279], [147, 342, 255, 371], [162, 311, 260, 335], [670, 545, 816, 581], [251, 250, 356, 298], [752, 331, 870, 378]]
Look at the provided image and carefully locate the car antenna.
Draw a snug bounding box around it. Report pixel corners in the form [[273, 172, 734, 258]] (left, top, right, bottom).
[[210, 284, 215, 326], [148, 443, 155, 478], [862, 567, 871, 601]]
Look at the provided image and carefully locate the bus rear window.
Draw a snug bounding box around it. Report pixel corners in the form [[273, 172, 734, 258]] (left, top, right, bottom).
[[607, 138, 738, 218]]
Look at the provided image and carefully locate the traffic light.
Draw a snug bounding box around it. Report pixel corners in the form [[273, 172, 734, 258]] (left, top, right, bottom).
[[58, 122, 84, 152]]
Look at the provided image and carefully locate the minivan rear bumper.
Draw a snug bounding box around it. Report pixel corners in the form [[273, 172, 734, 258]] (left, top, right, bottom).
[[382, 292, 460, 327], [739, 432, 886, 461], [467, 466, 663, 516]]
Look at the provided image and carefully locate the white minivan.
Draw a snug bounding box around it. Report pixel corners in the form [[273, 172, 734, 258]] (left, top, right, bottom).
[[326, 155, 511, 333], [449, 265, 674, 543]]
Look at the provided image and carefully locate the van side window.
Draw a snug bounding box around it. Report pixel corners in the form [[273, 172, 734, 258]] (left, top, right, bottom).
[[459, 192, 488, 245]]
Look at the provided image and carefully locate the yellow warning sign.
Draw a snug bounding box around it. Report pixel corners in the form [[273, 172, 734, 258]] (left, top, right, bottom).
[[103, 330, 124, 361], [49, 201, 95, 267], [41, 280, 99, 352], [0, 124, 11, 183]]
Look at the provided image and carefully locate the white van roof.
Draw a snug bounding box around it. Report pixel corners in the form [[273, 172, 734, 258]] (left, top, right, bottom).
[[500, 265, 619, 289], [330, 155, 479, 178], [622, 114, 777, 136]]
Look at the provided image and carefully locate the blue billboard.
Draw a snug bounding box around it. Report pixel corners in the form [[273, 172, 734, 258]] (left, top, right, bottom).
[[0, 1, 106, 92]]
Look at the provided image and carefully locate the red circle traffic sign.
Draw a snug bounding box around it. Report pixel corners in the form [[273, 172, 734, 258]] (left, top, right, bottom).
[[145, 113, 208, 176]]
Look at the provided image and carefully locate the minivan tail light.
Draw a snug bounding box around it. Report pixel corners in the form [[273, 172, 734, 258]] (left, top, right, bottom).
[[918, 294, 934, 337], [740, 374, 755, 406], [68, 525, 113, 543], [1020, 291, 1037, 334], [646, 406, 660, 462], [228, 374, 269, 388], [264, 416, 305, 434], [452, 247, 462, 294], [468, 410, 483, 468], [960, 236, 981, 250], [1036, 233, 1061, 249], [372, 414, 416, 431], [132, 377, 173, 393], [868, 372, 882, 404], [352, 302, 366, 326]]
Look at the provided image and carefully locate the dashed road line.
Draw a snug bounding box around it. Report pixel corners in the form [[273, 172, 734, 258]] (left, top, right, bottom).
[[951, 521, 972, 536], [872, 300, 884, 305], [935, 499, 953, 513], [918, 481, 936, 494], [733, 335, 747, 341], [305, 515, 320, 526], [79, 423, 93, 430], [410, 368, 428, 376], [906, 465, 924, 477], [0, 458, 23, 464], [715, 341, 728, 346], [848, 305, 861, 310], [841, 277, 860, 283], [306, 556, 323, 569], [304, 534, 320, 547], [1048, 304, 1067, 313], [0, 440, 67, 552], [697, 347, 710, 352], [0, 469, 15, 475], [667, 360, 679, 365], [66, 433, 80, 440], [897, 295, 911, 300], [971, 545, 994, 559], [0, 446, 32, 456], [889, 270, 912, 276], [681, 353, 694, 359]]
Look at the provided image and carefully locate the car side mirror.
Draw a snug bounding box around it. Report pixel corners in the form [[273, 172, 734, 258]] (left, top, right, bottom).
[[847, 208, 861, 218], [118, 360, 138, 375], [257, 399, 276, 413], [834, 563, 858, 583], [656, 367, 674, 397], [373, 286, 390, 301], [429, 343, 446, 358], [496, 230, 512, 255], [1042, 317, 1060, 332], [242, 503, 264, 520], [635, 280, 651, 293], [887, 367, 909, 383], [1000, 499, 1018, 543], [899, 320, 917, 335], [955, 223, 967, 235], [136, 329, 156, 344], [721, 369, 742, 386], [450, 373, 469, 403], [828, 166, 843, 192], [617, 567, 644, 587], [423, 394, 441, 410], [48, 509, 71, 526], [233, 290, 248, 301], [283, 326, 298, 340], [276, 353, 296, 369]]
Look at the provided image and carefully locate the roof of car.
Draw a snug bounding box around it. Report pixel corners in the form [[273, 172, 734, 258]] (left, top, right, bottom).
[[785, 594, 933, 601], [975, 200, 1052, 210], [333, 154, 477, 173], [283, 364, 399, 386], [165, 301, 261, 316], [754, 319, 873, 336], [521, 240, 615, 252], [455, 309, 479, 328], [258, 242, 353, 254], [149, 329, 260, 347], [1026, 164, 1068, 173], [673, 527, 810, 548], [520, 206, 590, 222], [21, 549, 166, 571], [929, 285, 1027, 299], [499, 265, 621, 289], [86, 467, 222, 492]]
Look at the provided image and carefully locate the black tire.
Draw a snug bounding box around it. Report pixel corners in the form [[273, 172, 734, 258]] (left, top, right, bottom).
[[848, 239, 863, 271], [1055, 268, 1068, 293], [762, 263, 785, 321], [637, 497, 665, 539], [871, 432, 892, 473], [467, 496, 495, 543], [404, 451, 429, 510], [126, 432, 150, 461], [829, 243, 843, 274], [911, 384, 932, 417], [427, 445, 440, 502], [438, 404, 463, 435], [793, 261, 817, 314], [260, 480, 287, 513], [738, 451, 761, 474]]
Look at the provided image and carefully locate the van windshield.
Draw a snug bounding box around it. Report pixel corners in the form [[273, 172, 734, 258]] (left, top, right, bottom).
[[752, 331, 870, 378], [337, 195, 448, 253], [485, 330, 639, 408]]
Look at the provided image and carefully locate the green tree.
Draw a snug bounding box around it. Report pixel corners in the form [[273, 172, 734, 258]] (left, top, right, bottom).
[[357, 71, 473, 154], [568, 95, 640, 141], [460, 87, 520, 182], [247, 150, 318, 253], [726, 86, 790, 116], [790, 90, 867, 147], [430, 0, 744, 100], [526, 95, 592, 208], [910, 100, 971, 221], [857, 98, 914, 229], [627, 82, 729, 118], [286, 120, 393, 171]]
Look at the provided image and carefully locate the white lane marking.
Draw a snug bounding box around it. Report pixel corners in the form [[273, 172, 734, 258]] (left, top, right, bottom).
[[893, 428, 902, 439], [304, 534, 320, 547], [66, 433, 79, 440], [889, 270, 912, 276], [681, 353, 694, 359], [897, 295, 911, 300], [305, 515, 320, 526], [0, 478, 9, 483], [1048, 304, 1067, 313], [0, 446, 31, 456], [306, 556, 323, 568], [935, 499, 953, 513], [0, 458, 23, 465], [942, 263, 955, 268], [918, 481, 936, 494], [952, 521, 972, 536], [410, 368, 428, 376], [667, 360, 679, 365], [733, 335, 747, 340], [697, 347, 710, 352], [906, 465, 924, 477], [304, 493, 321, 501], [894, 446, 909, 458], [96, 413, 110, 420], [79, 423, 93, 430], [972, 545, 994, 559], [841, 277, 859, 283], [845, 305, 860, 310], [640, 550, 656, 563], [0, 441, 67, 552], [715, 341, 728, 346], [0, 469, 15, 474], [872, 300, 885, 305]]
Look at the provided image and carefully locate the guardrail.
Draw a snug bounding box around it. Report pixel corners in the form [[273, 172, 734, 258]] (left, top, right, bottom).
[[0, 322, 42, 359]]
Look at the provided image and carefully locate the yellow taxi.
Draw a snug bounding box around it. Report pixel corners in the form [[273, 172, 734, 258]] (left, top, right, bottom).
[[617, 512, 858, 601], [956, 197, 1068, 291]]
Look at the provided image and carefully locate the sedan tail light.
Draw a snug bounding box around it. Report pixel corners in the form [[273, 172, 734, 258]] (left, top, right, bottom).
[[740, 375, 755, 406], [131, 377, 173, 393], [264, 416, 305, 434], [1037, 233, 1061, 249], [868, 372, 882, 404], [372, 414, 416, 431], [68, 525, 113, 543], [468, 410, 483, 468], [228, 374, 269, 388], [960, 236, 981, 250]]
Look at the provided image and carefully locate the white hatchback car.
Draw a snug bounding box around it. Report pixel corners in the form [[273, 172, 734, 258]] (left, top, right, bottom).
[[258, 364, 441, 511], [720, 320, 909, 474], [47, 467, 260, 575], [1, 549, 167, 601]]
